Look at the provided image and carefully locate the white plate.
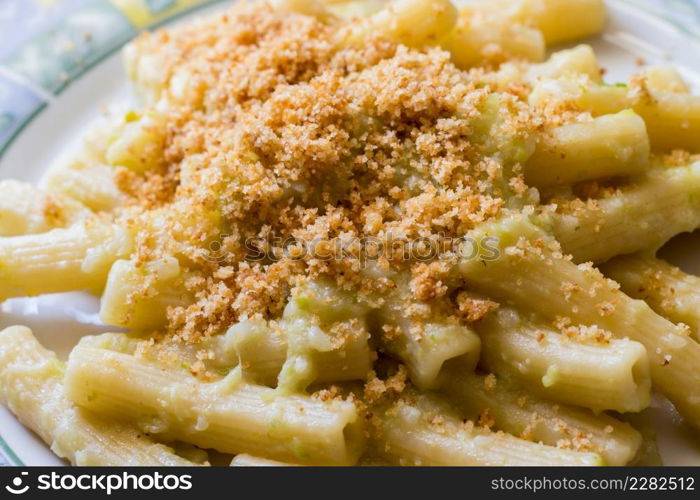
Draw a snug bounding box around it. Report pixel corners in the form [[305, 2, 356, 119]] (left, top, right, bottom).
[[1, 0, 700, 466]]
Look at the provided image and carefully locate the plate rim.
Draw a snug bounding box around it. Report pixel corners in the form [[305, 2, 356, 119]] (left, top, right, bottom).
[[0, 0, 229, 160], [1, 0, 700, 466]]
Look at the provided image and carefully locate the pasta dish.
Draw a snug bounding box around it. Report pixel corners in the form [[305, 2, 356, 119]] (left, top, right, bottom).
[[1, 0, 700, 466]]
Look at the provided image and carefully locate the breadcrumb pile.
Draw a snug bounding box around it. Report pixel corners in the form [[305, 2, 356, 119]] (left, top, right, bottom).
[[115, 2, 541, 341]]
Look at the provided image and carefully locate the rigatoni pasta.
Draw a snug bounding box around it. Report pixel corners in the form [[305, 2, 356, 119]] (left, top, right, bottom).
[[368, 388, 603, 466], [0, 326, 198, 466], [526, 70, 700, 152], [228, 316, 372, 387], [99, 256, 191, 330], [42, 159, 126, 212], [477, 307, 651, 413], [0, 180, 90, 236], [550, 163, 700, 264], [342, 0, 457, 48], [65, 338, 365, 465], [601, 254, 700, 341], [442, 8, 545, 68], [0, 220, 132, 301], [459, 216, 700, 429], [230, 454, 297, 466], [2, 0, 700, 467], [527, 45, 602, 82], [438, 367, 642, 466], [525, 110, 650, 187], [640, 66, 690, 94]]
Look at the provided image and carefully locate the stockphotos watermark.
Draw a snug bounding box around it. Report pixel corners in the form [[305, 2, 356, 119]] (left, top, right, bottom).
[[203, 233, 501, 265], [3, 470, 192, 496]]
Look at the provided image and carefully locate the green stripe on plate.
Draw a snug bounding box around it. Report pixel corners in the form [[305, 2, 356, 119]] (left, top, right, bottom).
[[0, 434, 25, 466], [1, 0, 137, 95]]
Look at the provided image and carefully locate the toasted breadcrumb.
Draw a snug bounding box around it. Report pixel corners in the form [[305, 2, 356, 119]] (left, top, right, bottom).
[[484, 373, 497, 391], [108, 2, 542, 345], [455, 291, 500, 322], [363, 365, 409, 405], [478, 408, 495, 429]]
